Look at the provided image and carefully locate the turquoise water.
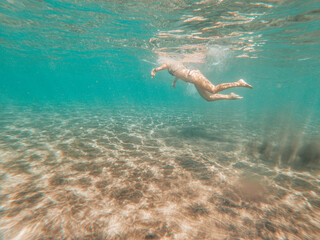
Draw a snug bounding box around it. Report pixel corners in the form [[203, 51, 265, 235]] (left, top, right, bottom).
[[1, 0, 320, 239]]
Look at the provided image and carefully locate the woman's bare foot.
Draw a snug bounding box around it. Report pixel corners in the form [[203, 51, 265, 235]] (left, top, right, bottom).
[[230, 92, 243, 99], [238, 79, 253, 89]]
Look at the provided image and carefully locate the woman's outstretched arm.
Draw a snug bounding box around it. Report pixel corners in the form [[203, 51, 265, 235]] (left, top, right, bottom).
[[151, 63, 169, 79]]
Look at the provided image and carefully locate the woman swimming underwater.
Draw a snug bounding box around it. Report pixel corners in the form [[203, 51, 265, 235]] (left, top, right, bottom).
[[151, 61, 252, 101]]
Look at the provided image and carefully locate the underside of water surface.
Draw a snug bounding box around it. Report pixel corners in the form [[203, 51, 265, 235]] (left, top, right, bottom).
[[0, 0, 320, 239]]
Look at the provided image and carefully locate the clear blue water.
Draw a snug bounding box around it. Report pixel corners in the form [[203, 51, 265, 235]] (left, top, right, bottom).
[[0, 0, 320, 239]]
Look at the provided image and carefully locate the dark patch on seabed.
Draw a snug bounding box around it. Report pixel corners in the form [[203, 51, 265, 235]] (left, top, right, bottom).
[[0, 105, 319, 240]]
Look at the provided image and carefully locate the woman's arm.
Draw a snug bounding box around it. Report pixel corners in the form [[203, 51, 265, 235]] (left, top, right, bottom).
[[151, 63, 169, 79], [172, 77, 179, 88]]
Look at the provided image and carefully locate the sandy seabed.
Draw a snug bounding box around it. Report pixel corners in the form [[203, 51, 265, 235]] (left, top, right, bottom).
[[0, 105, 319, 240]]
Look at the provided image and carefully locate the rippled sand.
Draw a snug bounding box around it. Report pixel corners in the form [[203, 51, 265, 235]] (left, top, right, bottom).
[[0, 105, 319, 240]]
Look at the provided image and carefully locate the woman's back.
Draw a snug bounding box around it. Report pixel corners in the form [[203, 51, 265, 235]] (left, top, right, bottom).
[[167, 62, 187, 76]]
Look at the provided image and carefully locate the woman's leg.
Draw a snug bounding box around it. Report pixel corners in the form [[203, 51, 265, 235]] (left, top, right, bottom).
[[191, 74, 217, 93], [211, 79, 253, 94], [195, 85, 242, 102], [193, 73, 252, 94]]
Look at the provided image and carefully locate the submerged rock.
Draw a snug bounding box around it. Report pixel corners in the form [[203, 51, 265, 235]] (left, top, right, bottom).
[[232, 161, 250, 169], [309, 199, 320, 209], [273, 174, 292, 188], [110, 187, 143, 203], [145, 232, 159, 239], [187, 203, 209, 217], [292, 178, 317, 191]]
